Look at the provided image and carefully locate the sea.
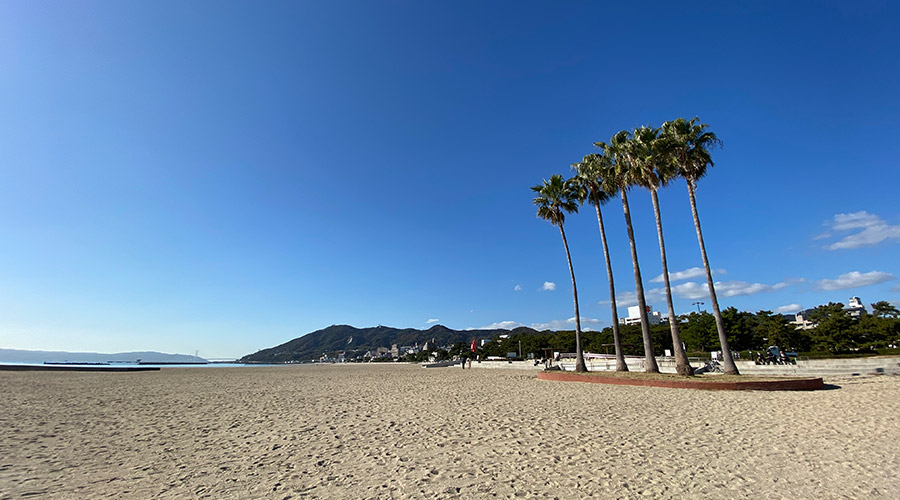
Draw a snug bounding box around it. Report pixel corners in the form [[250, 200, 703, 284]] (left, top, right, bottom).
[[0, 361, 276, 369]]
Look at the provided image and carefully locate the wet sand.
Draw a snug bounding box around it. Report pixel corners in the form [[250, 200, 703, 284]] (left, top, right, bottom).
[[1, 364, 898, 499]]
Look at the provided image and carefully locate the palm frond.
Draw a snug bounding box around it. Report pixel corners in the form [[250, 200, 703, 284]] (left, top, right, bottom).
[[661, 116, 721, 184], [531, 174, 580, 227], [572, 153, 616, 207]]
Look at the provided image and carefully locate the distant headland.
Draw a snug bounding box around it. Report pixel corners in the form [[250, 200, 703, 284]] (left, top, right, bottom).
[[240, 324, 538, 364], [0, 348, 208, 365]]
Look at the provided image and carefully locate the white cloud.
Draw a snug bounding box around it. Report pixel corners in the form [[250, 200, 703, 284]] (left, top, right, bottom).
[[531, 317, 601, 331], [614, 279, 791, 304], [817, 271, 896, 291], [474, 321, 525, 330], [650, 267, 725, 283], [540, 281, 557, 291], [671, 280, 790, 299], [775, 304, 803, 314], [716, 280, 789, 297], [820, 211, 900, 250], [892, 285, 900, 293], [614, 288, 666, 306], [426, 318, 439, 324], [669, 282, 709, 300], [475, 317, 602, 332], [831, 211, 883, 230], [513, 284, 523, 292], [610, 291, 636, 307]]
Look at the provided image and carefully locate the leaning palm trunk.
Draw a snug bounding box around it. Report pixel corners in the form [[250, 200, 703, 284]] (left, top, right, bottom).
[[594, 203, 628, 371], [650, 189, 693, 376], [620, 188, 659, 373], [687, 181, 739, 375], [559, 223, 587, 372]]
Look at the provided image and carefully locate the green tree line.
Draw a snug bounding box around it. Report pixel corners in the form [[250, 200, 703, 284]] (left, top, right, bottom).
[[477, 302, 900, 359]]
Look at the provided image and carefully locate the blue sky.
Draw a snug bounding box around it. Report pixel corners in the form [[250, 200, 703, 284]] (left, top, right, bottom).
[[1, 1, 898, 358]]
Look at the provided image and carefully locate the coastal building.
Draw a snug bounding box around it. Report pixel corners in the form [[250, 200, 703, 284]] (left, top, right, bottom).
[[390, 344, 399, 358], [786, 296, 867, 330], [619, 305, 663, 326], [845, 296, 866, 319], [789, 311, 817, 330]]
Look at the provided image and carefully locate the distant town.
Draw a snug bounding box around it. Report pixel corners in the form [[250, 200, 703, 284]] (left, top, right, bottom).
[[256, 295, 899, 365]]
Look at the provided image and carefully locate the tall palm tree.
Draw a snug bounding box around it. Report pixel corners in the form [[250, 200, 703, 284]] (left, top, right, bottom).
[[531, 174, 587, 372], [661, 117, 739, 375], [628, 126, 693, 376], [572, 153, 628, 372], [597, 132, 659, 373]]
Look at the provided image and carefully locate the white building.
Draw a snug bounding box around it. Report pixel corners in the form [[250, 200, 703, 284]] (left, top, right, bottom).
[[619, 305, 663, 326], [790, 311, 816, 330], [788, 296, 867, 330], [845, 296, 866, 319]]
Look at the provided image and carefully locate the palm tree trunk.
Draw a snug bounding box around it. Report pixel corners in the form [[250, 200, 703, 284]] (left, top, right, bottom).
[[687, 180, 739, 375], [559, 223, 587, 372], [620, 188, 659, 373], [650, 189, 693, 376], [594, 202, 627, 371]]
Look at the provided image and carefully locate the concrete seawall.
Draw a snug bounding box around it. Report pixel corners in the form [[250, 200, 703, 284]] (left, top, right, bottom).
[[467, 357, 699, 373], [467, 356, 900, 377], [735, 356, 900, 376]]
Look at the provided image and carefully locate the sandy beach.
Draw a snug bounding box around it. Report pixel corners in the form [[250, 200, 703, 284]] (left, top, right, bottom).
[[1, 364, 898, 499]]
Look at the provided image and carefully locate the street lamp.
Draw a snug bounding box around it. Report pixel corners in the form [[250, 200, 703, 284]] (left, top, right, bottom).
[[692, 301, 705, 313]]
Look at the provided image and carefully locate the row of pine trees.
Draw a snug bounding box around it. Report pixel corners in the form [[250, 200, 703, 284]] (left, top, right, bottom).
[[531, 117, 739, 376]]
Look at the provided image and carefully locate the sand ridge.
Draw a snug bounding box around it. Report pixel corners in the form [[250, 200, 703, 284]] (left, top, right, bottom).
[[1, 364, 898, 499]]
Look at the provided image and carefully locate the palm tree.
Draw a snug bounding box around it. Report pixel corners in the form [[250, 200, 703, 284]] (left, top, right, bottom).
[[627, 126, 693, 376], [661, 117, 739, 375], [531, 174, 587, 372], [597, 131, 659, 373], [572, 153, 628, 372]]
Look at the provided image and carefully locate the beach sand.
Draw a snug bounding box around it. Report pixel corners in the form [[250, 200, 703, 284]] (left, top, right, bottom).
[[1, 364, 898, 499]]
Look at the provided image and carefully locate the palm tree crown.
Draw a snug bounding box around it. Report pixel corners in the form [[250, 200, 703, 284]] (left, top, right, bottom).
[[531, 174, 579, 226], [627, 125, 679, 191], [661, 117, 722, 187], [572, 153, 616, 207]]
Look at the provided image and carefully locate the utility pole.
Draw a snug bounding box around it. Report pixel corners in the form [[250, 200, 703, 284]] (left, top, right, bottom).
[[692, 301, 704, 313]]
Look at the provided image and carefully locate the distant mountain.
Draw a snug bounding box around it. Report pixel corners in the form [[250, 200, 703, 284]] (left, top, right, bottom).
[[240, 324, 540, 363], [0, 348, 207, 364]]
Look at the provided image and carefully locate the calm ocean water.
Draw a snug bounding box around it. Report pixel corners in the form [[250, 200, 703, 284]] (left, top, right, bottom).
[[0, 362, 276, 369]]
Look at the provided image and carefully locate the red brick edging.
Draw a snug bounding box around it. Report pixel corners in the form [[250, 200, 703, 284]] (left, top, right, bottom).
[[537, 371, 825, 391]]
